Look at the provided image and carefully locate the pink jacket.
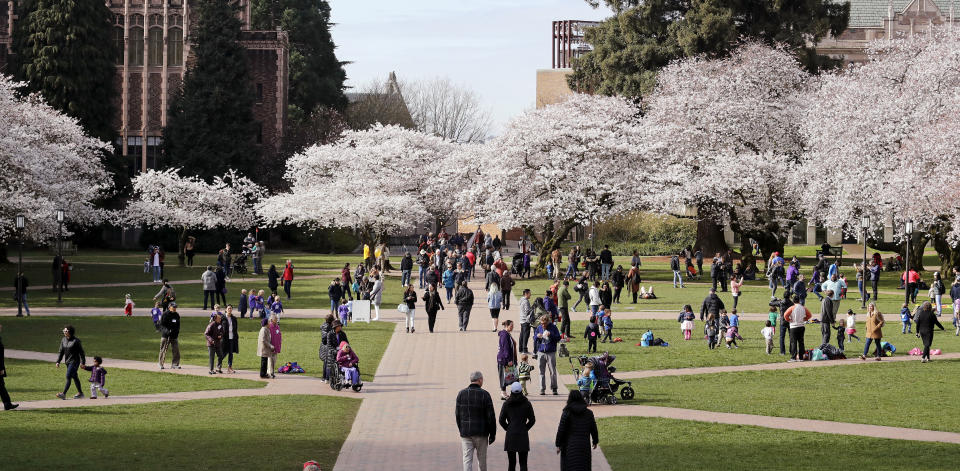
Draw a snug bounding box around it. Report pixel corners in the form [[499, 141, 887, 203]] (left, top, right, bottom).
[[269, 324, 282, 354]]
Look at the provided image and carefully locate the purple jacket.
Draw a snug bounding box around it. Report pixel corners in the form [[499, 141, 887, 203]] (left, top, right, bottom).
[[82, 365, 107, 386], [269, 325, 282, 354], [786, 264, 799, 282], [497, 330, 516, 366]]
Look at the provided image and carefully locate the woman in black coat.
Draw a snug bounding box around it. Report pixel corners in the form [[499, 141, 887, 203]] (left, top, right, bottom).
[[499, 383, 535, 471], [214, 267, 227, 306], [221, 307, 240, 373], [267, 265, 280, 294], [319, 314, 334, 382], [555, 390, 599, 471], [914, 301, 945, 363]]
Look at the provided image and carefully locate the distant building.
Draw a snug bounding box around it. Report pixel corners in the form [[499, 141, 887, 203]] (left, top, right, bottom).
[[535, 20, 598, 109], [345, 71, 414, 130], [0, 0, 288, 175]]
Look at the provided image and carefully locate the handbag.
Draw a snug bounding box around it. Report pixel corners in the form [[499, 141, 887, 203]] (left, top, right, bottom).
[[502, 366, 518, 384], [397, 304, 409, 314]]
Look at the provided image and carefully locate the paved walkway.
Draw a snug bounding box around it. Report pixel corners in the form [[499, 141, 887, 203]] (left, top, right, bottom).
[[592, 405, 960, 444], [0, 272, 334, 292]]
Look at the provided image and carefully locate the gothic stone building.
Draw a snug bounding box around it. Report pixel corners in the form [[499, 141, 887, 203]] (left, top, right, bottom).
[[0, 0, 288, 174]]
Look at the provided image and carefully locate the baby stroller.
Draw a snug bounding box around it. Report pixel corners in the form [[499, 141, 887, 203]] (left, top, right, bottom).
[[233, 251, 248, 276], [328, 361, 363, 392], [569, 353, 634, 404]]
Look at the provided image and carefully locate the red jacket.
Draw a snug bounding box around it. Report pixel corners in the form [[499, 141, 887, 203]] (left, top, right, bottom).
[[283, 263, 294, 281]]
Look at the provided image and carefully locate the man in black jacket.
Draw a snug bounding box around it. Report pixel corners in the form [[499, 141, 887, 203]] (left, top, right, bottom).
[[699, 289, 725, 321], [599, 245, 614, 281], [455, 282, 475, 332], [456, 371, 496, 471], [328, 279, 344, 315], [0, 324, 18, 410], [400, 252, 414, 287], [158, 303, 181, 369]]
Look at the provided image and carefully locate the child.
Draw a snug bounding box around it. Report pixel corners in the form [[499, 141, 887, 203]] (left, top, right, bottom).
[[338, 298, 350, 326], [546, 261, 553, 280], [238, 289, 249, 318], [678, 305, 695, 340], [834, 321, 845, 351], [845, 309, 861, 343], [123, 294, 134, 317], [248, 289, 259, 319], [600, 308, 613, 343], [954, 298, 960, 336], [761, 320, 774, 354], [80, 356, 108, 399], [271, 295, 284, 319], [150, 302, 162, 331], [255, 290, 266, 319], [584, 315, 600, 352], [839, 274, 848, 299], [900, 303, 912, 334], [577, 362, 595, 404], [729, 309, 744, 341], [767, 305, 778, 337], [705, 314, 718, 350], [517, 354, 535, 395]]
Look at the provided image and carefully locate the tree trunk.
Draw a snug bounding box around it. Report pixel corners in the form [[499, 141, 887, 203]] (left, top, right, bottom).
[[177, 227, 187, 267], [695, 218, 728, 257], [868, 234, 927, 271], [531, 220, 577, 276], [931, 235, 960, 276]]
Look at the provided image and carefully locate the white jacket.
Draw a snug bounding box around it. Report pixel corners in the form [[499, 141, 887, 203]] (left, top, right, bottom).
[[588, 287, 601, 306]]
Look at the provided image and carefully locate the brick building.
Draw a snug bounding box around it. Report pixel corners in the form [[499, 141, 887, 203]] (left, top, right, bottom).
[[0, 0, 288, 175]]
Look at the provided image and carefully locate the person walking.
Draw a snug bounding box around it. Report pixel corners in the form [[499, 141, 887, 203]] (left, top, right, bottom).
[[204, 312, 225, 374], [535, 315, 561, 395], [456, 371, 496, 471], [558, 280, 572, 339], [555, 390, 599, 471], [611, 266, 625, 304], [499, 382, 535, 471], [12, 272, 29, 317], [267, 264, 280, 295], [158, 303, 181, 369], [867, 260, 880, 301], [400, 251, 414, 286], [497, 320, 518, 400], [55, 325, 86, 399], [932, 272, 945, 316], [777, 293, 794, 356], [320, 314, 334, 383], [214, 267, 227, 306], [487, 284, 503, 333], [423, 284, 445, 333], [820, 290, 836, 346], [455, 281, 475, 332], [861, 302, 886, 361], [626, 264, 641, 303], [266, 314, 282, 378], [599, 245, 613, 281], [403, 285, 417, 333], [914, 301, 945, 363], [699, 288, 725, 322], [500, 271, 515, 311], [282, 260, 295, 299], [257, 318, 274, 378], [0, 324, 18, 410], [202, 266, 217, 310], [222, 306, 239, 373]]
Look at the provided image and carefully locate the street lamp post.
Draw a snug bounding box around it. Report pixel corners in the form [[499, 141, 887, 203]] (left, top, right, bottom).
[[56, 209, 64, 304], [904, 219, 914, 306], [15, 215, 25, 317], [861, 215, 870, 309]]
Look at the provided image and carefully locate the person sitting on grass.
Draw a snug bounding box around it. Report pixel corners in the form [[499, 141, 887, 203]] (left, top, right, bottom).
[[80, 356, 108, 399], [336, 341, 361, 389]]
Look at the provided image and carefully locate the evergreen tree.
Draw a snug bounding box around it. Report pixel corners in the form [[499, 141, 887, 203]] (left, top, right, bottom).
[[251, 0, 348, 119], [163, 0, 257, 180], [14, 0, 116, 140], [569, 0, 850, 96]]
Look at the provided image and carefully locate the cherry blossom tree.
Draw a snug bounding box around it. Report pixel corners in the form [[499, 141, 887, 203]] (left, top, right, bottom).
[[259, 124, 458, 246], [124, 168, 260, 266], [0, 75, 112, 260], [462, 93, 655, 272], [642, 43, 809, 264], [800, 28, 960, 273]]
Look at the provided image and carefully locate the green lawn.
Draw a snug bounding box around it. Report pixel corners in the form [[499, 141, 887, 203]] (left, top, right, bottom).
[[615, 359, 960, 433], [2, 358, 264, 401], [560, 318, 956, 372], [1, 317, 394, 382], [0, 395, 360, 471], [600, 417, 960, 471]]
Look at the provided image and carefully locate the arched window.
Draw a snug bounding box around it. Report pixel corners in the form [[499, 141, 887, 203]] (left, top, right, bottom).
[[129, 27, 144, 66], [148, 28, 163, 66], [113, 27, 124, 64], [167, 27, 183, 66]]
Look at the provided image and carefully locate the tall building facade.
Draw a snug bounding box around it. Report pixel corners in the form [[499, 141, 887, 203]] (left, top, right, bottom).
[[0, 0, 288, 175]]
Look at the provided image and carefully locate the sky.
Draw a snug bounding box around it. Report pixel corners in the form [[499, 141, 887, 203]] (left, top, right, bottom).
[[328, 0, 609, 135]]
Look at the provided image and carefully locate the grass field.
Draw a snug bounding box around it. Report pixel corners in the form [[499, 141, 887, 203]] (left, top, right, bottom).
[[599, 417, 960, 470], [558, 318, 957, 373], [612, 359, 960, 432], [2, 358, 265, 401], [0, 395, 360, 471], [0, 317, 394, 382]]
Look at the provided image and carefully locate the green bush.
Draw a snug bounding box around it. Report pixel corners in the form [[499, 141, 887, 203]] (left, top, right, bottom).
[[593, 212, 695, 256]]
